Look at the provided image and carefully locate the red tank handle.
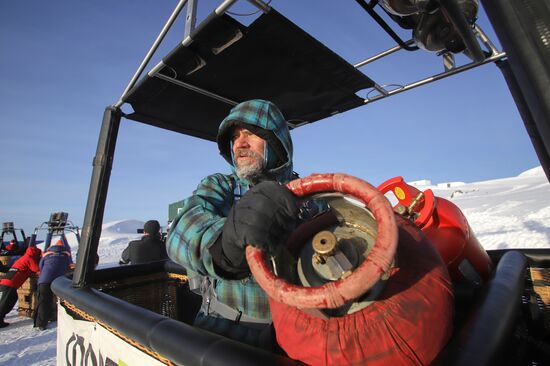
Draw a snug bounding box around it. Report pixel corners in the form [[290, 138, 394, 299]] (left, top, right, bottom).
[[377, 176, 437, 229], [245, 173, 398, 309]]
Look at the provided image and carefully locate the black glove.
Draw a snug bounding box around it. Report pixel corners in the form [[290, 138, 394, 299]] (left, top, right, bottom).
[[210, 181, 298, 277]]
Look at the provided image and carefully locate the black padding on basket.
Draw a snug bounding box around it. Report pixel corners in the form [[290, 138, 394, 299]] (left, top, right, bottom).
[[52, 276, 299, 365], [90, 260, 166, 281], [488, 248, 550, 267], [150, 318, 298, 366], [125, 9, 374, 140], [433, 251, 527, 366], [80, 259, 186, 282]]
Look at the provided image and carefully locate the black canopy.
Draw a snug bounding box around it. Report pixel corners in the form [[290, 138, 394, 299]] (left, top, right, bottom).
[[125, 8, 374, 141]]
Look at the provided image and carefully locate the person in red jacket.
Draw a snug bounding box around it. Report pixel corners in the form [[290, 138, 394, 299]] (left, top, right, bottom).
[[0, 246, 42, 327], [5, 239, 17, 252]]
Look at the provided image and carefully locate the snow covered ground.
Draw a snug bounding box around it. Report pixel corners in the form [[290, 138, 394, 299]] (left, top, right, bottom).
[[1, 167, 549, 365]]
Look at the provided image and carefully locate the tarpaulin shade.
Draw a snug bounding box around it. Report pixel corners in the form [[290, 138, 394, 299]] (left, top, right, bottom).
[[125, 9, 374, 141]]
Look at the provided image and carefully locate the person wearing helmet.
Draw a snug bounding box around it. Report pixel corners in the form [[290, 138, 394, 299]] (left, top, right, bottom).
[[34, 239, 72, 330], [166, 100, 298, 348], [0, 245, 42, 328]]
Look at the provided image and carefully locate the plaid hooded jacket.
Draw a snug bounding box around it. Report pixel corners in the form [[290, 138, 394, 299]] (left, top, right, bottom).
[[166, 100, 294, 321]]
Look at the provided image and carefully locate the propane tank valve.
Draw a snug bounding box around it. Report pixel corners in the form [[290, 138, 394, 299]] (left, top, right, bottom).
[[311, 230, 354, 280], [312, 231, 337, 258]]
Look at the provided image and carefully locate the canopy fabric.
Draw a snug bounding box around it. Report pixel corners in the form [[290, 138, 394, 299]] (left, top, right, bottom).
[[125, 8, 374, 141]]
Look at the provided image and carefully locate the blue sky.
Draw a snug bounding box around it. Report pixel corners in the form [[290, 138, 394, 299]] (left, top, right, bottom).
[[0, 1, 540, 235]]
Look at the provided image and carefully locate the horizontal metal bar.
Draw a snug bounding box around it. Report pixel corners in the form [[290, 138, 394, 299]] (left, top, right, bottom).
[[363, 52, 507, 104], [373, 83, 389, 96], [154, 72, 238, 106], [354, 40, 415, 69], [215, 0, 239, 15]]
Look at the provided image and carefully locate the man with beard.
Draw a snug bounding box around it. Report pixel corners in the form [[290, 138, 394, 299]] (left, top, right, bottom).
[[166, 100, 298, 348]]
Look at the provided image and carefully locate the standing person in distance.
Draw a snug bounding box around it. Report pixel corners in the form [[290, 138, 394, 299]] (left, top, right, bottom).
[[34, 239, 72, 330], [119, 220, 168, 265]]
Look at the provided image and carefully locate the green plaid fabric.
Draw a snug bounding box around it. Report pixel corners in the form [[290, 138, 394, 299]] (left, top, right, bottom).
[[166, 100, 294, 321]]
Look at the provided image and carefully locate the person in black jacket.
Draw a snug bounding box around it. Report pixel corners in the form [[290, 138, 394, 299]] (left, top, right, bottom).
[[119, 220, 168, 265]]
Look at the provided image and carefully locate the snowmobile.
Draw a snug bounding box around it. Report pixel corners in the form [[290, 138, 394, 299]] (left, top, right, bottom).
[[52, 0, 550, 365]]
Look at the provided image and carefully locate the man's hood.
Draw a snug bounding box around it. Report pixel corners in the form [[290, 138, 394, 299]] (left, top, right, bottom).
[[26, 246, 42, 260], [217, 99, 294, 183]]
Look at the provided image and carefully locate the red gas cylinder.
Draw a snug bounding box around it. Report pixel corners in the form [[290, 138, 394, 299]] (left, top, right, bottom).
[[247, 174, 454, 366], [378, 176, 493, 284]]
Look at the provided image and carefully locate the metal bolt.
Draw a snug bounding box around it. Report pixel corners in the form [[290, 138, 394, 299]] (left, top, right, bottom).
[[312, 231, 337, 256]]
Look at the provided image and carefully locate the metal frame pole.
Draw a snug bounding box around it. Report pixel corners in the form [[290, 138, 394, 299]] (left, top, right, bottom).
[[184, 0, 198, 38], [73, 107, 122, 287], [363, 52, 506, 104], [115, 0, 189, 108]]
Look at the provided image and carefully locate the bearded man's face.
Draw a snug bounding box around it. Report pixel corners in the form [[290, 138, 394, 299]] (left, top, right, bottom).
[[231, 127, 266, 180]]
